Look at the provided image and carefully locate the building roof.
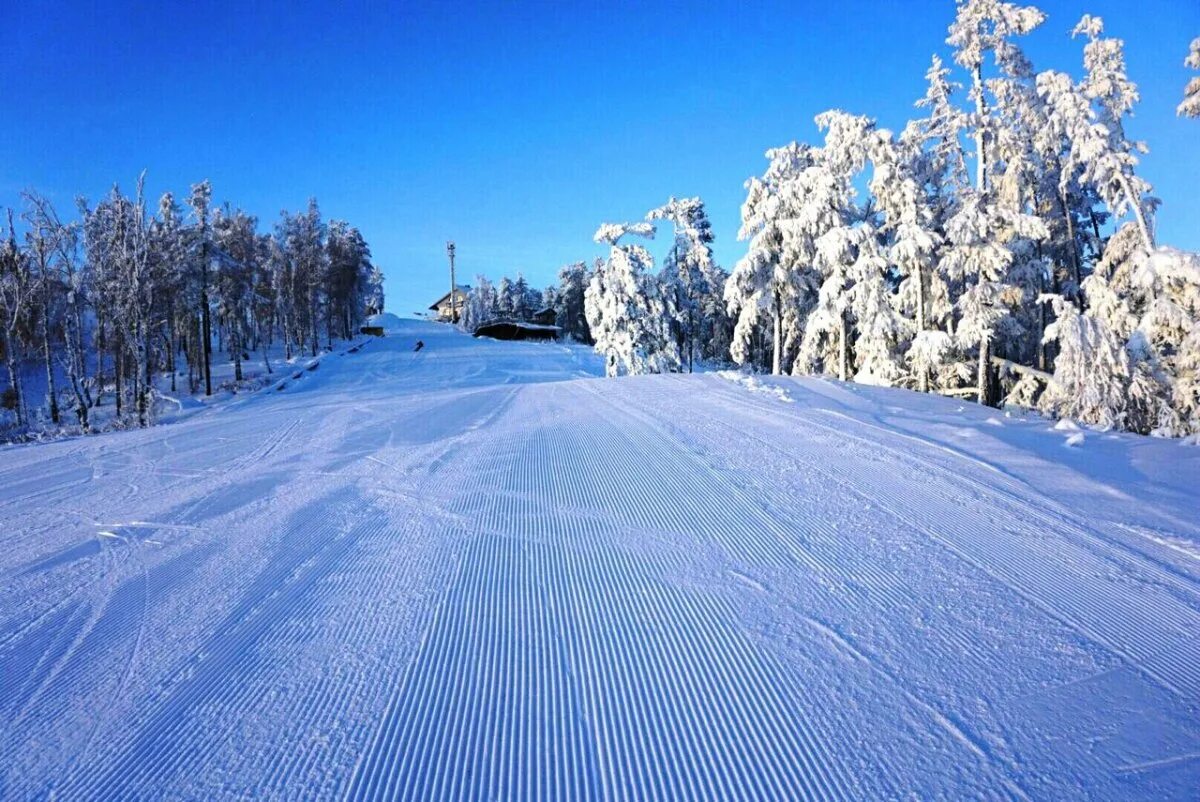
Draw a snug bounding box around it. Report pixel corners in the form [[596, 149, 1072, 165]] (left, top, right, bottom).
[[428, 285, 471, 310]]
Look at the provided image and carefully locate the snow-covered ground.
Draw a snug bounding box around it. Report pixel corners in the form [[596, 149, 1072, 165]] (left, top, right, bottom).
[[1, 332, 356, 440], [1, 318, 1198, 800]]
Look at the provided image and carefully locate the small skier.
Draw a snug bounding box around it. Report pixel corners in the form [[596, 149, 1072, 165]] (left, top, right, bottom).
[[414, 340, 425, 353]]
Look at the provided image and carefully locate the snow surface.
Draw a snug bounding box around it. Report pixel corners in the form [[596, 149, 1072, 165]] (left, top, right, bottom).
[[1, 319, 1198, 800]]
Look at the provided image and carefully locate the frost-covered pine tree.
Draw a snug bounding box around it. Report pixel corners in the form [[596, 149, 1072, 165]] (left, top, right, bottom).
[[554, 261, 591, 343], [186, 180, 216, 394], [212, 208, 257, 381], [646, 196, 724, 372], [1066, 17, 1157, 252], [1076, 226, 1173, 433], [461, 275, 497, 332], [1131, 248, 1200, 435], [1039, 292, 1131, 429], [726, 142, 820, 374], [871, 131, 951, 392], [495, 276, 514, 319], [585, 222, 680, 377], [1180, 38, 1200, 118], [946, 0, 1045, 192], [793, 112, 883, 380], [512, 274, 533, 321], [941, 193, 1023, 404], [904, 55, 971, 217], [853, 235, 912, 385]]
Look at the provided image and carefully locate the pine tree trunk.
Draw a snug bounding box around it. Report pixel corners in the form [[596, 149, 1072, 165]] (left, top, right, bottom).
[[838, 312, 849, 382], [915, 265, 926, 334], [977, 333, 991, 407], [234, 325, 243, 382], [168, 319, 177, 393], [1058, 189, 1082, 296], [138, 326, 151, 428], [201, 239, 213, 395], [771, 292, 782, 376], [201, 294, 213, 396], [309, 291, 319, 357], [688, 309, 695, 374], [95, 312, 107, 407], [115, 340, 123, 418], [1117, 173, 1154, 252], [915, 265, 929, 394], [1036, 272, 1048, 372], [973, 64, 988, 192]]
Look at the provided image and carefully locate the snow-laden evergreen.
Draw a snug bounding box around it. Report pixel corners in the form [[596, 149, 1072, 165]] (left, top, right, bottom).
[[585, 222, 680, 377], [711, 2, 1199, 437], [1180, 37, 1200, 118], [553, 261, 592, 343], [646, 197, 730, 372]]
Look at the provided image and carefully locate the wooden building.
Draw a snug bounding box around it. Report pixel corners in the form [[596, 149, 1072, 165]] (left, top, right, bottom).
[[473, 321, 561, 341], [428, 286, 471, 323]]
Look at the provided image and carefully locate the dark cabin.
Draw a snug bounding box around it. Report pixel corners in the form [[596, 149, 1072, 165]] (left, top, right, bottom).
[[531, 307, 557, 326], [473, 321, 561, 341]]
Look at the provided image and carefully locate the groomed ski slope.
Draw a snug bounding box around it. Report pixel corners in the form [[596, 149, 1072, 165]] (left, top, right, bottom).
[[1, 318, 1199, 800]]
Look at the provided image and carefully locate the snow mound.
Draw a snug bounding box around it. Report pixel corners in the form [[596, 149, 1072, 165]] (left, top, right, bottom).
[[717, 370, 794, 403], [365, 312, 405, 332]]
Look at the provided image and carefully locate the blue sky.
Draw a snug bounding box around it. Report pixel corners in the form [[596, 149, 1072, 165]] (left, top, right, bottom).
[[4, 0, 1197, 316]]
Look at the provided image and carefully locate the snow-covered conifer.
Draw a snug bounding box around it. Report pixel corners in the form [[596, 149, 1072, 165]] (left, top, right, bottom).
[[1039, 293, 1131, 429], [726, 142, 820, 374], [646, 197, 725, 371], [586, 222, 680, 377], [554, 262, 592, 343], [946, 0, 1046, 191], [1180, 38, 1200, 118]]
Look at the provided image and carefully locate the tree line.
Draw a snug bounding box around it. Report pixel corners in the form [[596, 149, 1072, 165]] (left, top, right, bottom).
[[0, 176, 382, 434], [464, 2, 1199, 438], [460, 196, 733, 376]]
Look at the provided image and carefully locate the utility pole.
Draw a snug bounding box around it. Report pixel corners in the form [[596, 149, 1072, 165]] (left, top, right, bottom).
[[446, 240, 458, 323]]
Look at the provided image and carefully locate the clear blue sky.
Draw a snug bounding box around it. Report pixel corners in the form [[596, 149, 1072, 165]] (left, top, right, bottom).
[[4, 1, 1197, 316]]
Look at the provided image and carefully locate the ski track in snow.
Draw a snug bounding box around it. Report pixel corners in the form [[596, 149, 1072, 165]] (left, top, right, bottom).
[[1, 319, 1198, 800]]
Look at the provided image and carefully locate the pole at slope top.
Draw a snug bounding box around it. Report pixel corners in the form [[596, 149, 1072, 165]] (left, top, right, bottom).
[[447, 241, 457, 324]]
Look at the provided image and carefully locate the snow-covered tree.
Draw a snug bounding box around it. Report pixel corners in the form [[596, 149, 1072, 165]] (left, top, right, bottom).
[[1039, 292, 1131, 428], [792, 112, 880, 380], [1131, 247, 1200, 435], [646, 196, 726, 371], [1062, 18, 1157, 252], [461, 275, 498, 332], [726, 142, 820, 374], [496, 276, 514, 319], [554, 261, 591, 343], [941, 193, 1020, 404], [511, 274, 533, 321], [871, 131, 951, 391], [1179, 37, 1200, 118], [186, 180, 216, 394], [324, 220, 375, 341], [905, 55, 971, 212], [214, 208, 260, 380], [946, 0, 1045, 192], [586, 222, 680, 377], [0, 211, 32, 426]]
